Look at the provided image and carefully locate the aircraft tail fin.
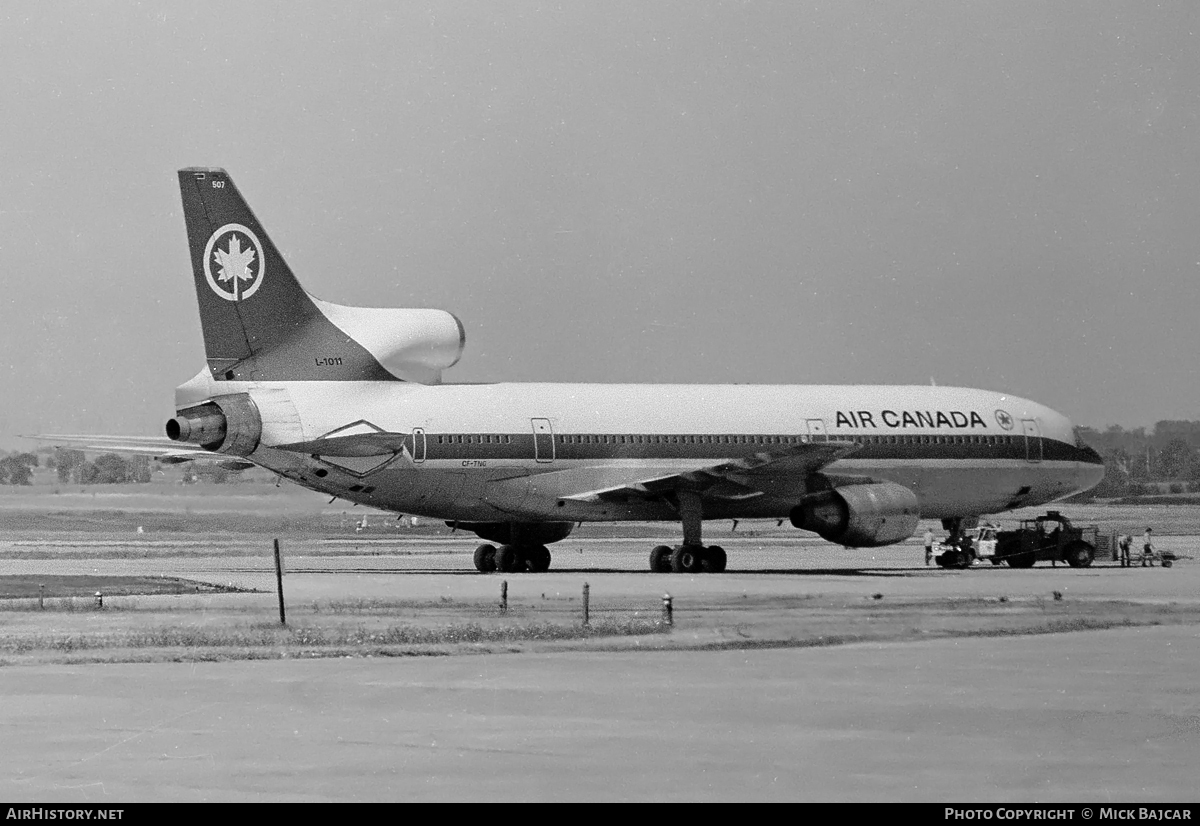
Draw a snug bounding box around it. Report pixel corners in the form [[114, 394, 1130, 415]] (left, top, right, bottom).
[[178, 168, 459, 383]]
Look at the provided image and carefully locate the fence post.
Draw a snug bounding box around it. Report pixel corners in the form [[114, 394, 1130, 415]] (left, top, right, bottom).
[[500, 580, 508, 613], [39, 584, 44, 610], [582, 582, 590, 626], [273, 538, 286, 626]]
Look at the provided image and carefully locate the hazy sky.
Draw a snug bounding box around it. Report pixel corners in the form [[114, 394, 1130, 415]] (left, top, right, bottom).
[[1, 1, 1198, 447]]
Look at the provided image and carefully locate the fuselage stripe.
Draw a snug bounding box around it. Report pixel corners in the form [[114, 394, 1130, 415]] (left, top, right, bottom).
[[370, 432, 1099, 465]]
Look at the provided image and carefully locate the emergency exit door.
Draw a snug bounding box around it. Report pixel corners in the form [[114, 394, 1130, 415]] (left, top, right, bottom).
[[532, 418, 555, 463]]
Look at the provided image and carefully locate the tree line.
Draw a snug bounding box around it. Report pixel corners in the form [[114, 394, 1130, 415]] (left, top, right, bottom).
[[1075, 420, 1200, 498], [8, 422, 1200, 497], [0, 449, 152, 485], [0, 452, 39, 485]]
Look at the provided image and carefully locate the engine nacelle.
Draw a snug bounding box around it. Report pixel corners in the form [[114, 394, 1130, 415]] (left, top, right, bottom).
[[790, 482, 920, 548], [166, 393, 262, 457], [456, 521, 576, 546]]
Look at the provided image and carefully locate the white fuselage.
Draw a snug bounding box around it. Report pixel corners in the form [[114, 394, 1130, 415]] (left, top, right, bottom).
[[177, 373, 1105, 526]]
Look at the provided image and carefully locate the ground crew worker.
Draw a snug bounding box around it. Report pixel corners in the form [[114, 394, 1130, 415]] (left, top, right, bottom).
[[1118, 534, 1132, 568], [1142, 527, 1155, 567], [924, 528, 935, 566]]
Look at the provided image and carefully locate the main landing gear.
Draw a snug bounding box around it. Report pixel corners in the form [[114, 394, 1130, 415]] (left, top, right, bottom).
[[473, 543, 552, 573], [648, 491, 728, 574], [649, 543, 727, 573]]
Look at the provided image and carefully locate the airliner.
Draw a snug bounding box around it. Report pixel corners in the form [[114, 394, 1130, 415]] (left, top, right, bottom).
[[45, 169, 1106, 574]]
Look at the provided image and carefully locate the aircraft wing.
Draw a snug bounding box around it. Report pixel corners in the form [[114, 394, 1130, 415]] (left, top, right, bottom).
[[560, 440, 860, 503], [24, 435, 251, 468]]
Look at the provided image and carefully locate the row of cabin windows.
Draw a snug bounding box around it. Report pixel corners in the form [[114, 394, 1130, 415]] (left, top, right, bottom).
[[847, 434, 1017, 446], [436, 435, 514, 444], [432, 434, 1022, 446], [560, 434, 802, 445]]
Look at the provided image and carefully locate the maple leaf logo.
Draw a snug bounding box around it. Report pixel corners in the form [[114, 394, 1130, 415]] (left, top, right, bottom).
[[203, 224, 266, 301], [213, 234, 257, 287]]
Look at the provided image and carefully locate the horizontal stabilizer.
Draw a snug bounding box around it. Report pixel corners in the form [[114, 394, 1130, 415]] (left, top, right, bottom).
[[25, 435, 238, 466], [29, 434, 182, 448], [157, 454, 198, 465]]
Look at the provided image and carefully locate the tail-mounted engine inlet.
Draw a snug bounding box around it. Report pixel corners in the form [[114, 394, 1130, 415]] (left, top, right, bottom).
[[166, 393, 262, 457]]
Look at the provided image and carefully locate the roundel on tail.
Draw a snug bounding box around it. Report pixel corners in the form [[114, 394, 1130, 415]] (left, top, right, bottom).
[[203, 223, 266, 301]]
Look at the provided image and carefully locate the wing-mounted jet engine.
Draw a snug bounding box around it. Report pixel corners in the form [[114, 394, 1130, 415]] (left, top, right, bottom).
[[789, 482, 921, 547]]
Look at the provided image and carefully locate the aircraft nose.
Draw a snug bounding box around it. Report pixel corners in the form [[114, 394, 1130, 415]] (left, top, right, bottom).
[[1077, 442, 1103, 465], [1076, 442, 1106, 491]]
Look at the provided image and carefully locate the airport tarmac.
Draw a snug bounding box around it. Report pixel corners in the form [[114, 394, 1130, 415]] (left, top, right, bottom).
[[2, 536, 1199, 801], [3, 628, 1198, 802], [5, 533, 1200, 605]]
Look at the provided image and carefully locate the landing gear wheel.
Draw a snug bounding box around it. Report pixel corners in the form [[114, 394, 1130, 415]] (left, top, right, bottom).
[[495, 544, 521, 573], [1065, 542, 1094, 568], [527, 545, 552, 573], [671, 545, 705, 574], [650, 545, 673, 573], [473, 544, 497, 573], [702, 545, 727, 573]]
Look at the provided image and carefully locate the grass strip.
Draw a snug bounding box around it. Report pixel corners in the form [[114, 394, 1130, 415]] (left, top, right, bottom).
[[0, 618, 668, 654]]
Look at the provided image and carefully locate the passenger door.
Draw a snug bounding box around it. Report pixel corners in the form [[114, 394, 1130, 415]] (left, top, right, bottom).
[[532, 418, 555, 463], [1022, 419, 1042, 463], [806, 419, 828, 443]]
